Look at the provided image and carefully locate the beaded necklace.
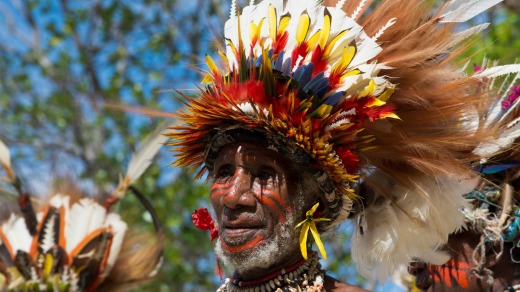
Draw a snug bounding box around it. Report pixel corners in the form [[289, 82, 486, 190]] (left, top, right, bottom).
[[216, 251, 324, 292]]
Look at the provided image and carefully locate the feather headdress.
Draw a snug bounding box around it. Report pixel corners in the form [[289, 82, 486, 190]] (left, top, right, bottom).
[[0, 130, 167, 291], [168, 0, 519, 280]]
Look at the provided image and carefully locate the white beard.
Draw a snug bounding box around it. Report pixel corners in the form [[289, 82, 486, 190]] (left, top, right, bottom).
[[214, 213, 300, 275]]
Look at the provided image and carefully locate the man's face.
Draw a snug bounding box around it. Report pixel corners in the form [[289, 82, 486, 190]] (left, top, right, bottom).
[[210, 142, 315, 276]]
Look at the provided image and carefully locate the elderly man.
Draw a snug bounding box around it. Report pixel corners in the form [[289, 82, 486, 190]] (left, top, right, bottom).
[[168, 0, 511, 291]]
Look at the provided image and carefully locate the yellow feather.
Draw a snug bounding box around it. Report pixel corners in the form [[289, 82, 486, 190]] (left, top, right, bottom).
[[43, 253, 53, 278], [250, 18, 265, 43], [341, 45, 356, 69], [205, 54, 219, 75], [226, 39, 238, 58], [307, 31, 321, 52], [339, 69, 362, 83], [201, 73, 214, 84], [268, 4, 277, 40], [358, 79, 376, 98], [324, 30, 348, 57], [250, 22, 258, 42], [368, 98, 386, 107], [381, 112, 401, 120], [279, 13, 291, 34], [218, 50, 229, 68], [310, 104, 333, 118], [296, 12, 310, 44], [319, 13, 331, 49], [378, 85, 395, 102]]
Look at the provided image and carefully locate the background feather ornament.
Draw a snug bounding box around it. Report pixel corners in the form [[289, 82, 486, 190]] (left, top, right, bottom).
[[168, 0, 519, 281], [0, 131, 166, 291]]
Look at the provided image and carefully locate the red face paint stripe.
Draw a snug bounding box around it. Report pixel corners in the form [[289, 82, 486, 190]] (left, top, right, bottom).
[[257, 192, 288, 221], [222, 234, 264, 252], [210, 185, 233, 200]]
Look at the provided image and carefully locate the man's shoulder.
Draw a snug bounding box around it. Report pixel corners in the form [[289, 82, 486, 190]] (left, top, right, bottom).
[[324, 275, 371, 292]]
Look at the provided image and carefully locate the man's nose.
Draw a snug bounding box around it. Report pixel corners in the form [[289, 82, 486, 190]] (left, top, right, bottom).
[[223, 169, 256, 209]]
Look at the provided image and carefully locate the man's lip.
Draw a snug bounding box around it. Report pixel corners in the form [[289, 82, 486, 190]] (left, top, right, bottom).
[[221, 223, 265, 238], [223, 223, 264, 229]]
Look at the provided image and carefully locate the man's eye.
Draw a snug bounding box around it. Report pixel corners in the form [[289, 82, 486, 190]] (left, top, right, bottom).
[[257, 168, 276, 181], [216, 165, 234, 178]]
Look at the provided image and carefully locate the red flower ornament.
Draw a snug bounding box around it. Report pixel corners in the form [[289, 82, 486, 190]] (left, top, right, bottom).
[[192, 207, 218, 240]]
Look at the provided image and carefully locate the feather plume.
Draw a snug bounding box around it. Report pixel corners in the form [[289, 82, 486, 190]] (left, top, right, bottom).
[[372, 18, 396, 43], [350, 0, 368, 20], [439, 0, 503, 23], [230, 0, 237, 19], [102, 213, 128, 278], [0, 139, 15, 181], [0, 139, 11, 170], [451, 23, 490, 46], [474, 64, 520, 78], [1, 214, 32, 253], [112, 127, 168, 199], [352, 172, 476, 281], [125, 128, 168, 183], [335, 0, 347, 9]]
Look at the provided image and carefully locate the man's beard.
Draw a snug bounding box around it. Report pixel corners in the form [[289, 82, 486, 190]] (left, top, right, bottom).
[[214, 211, 300, 275]]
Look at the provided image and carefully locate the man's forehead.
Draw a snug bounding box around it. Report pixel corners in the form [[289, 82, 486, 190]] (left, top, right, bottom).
[[217, 142, 286, 164]]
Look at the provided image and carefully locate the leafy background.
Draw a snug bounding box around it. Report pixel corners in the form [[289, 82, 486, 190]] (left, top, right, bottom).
[[0, 0, 518, 291]]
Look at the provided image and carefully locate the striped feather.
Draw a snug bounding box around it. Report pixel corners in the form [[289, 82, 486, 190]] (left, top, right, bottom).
[[474, 64, 520, 78], [440, 0, 503, 23]]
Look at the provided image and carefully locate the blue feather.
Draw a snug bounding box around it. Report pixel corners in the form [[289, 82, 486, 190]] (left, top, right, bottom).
[[480, 162, 520, 174], [281, 57, 292, 76], [274, 51, 285, 72], [322, 92, 345, 106], [303, 72, 325, 92], [256, 55, 263, 67], [293, 63, 314, 89], [310, 78, 330, 97]]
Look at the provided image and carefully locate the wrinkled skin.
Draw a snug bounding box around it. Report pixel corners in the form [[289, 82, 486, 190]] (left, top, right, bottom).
[[410, 231, 520, 291], [210, 142, 367, 291]]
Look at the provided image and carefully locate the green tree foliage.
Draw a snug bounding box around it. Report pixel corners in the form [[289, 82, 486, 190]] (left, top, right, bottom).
[[0, 0, 225, 290], [0, 0, 518, 291]]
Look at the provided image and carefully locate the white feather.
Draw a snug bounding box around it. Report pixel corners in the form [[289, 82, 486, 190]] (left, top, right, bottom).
[[102, 213, 128, 278], [0, 139, 15, 182], [0, 139, 11, 169], [66, 197, 106, 252], [230, 0, 237, 19], [372, 18, 396, 42], [126, 128, 168, 184], [351, 172, 476, 281], [40, 211, 58, 252], [1, 214, 32, 253], [335, 0, 347, 9], [440, 0, 503, 23], [474, 64, 520, 78], [474, 120, 520, 157], [350, 0, 368, 20], [451, 23, 489, 46]]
